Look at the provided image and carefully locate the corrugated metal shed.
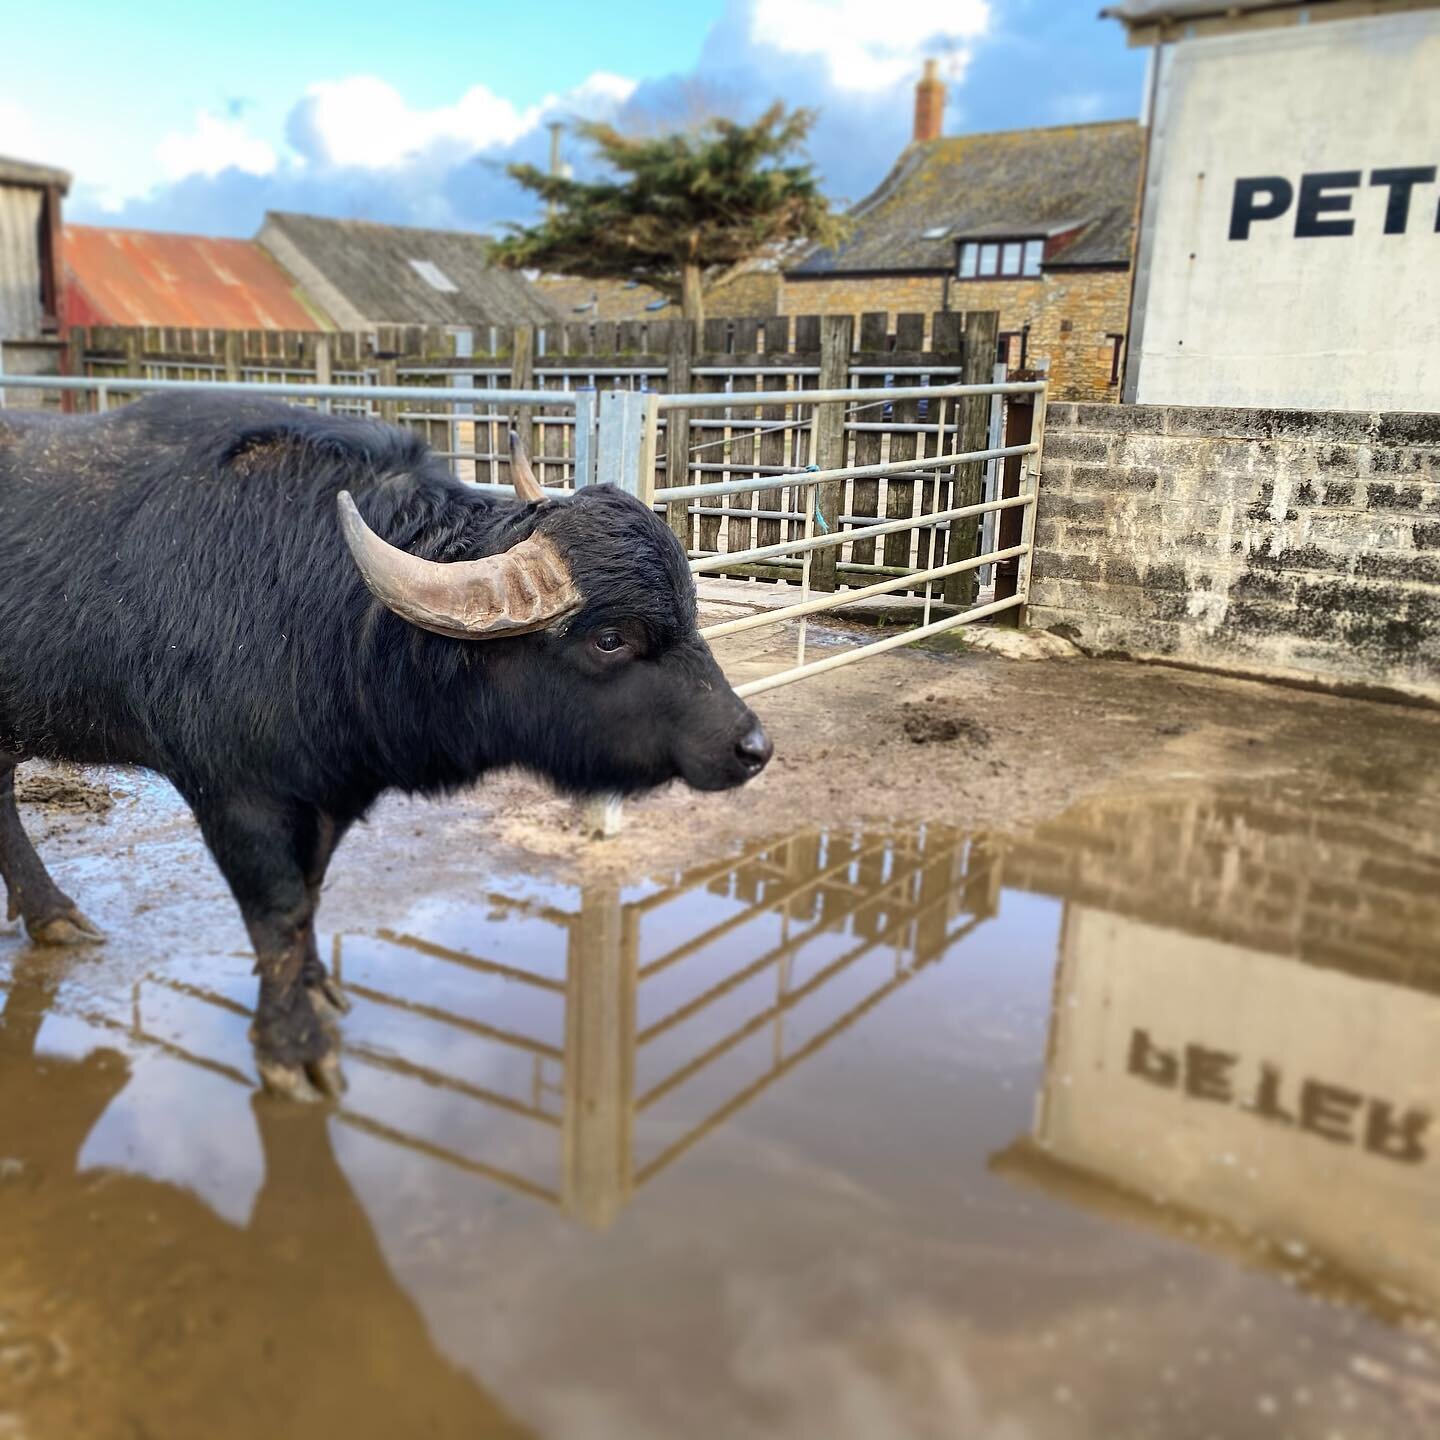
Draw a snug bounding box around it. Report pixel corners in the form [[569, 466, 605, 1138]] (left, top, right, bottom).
[[1, 154, 69, 343], [63, 226, 332, 330], [256, 212, 559, 329], [788, 121, 1143, 276]]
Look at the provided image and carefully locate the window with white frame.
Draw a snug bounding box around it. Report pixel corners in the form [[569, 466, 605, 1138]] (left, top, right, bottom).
[[957, 236, 1046, 281]]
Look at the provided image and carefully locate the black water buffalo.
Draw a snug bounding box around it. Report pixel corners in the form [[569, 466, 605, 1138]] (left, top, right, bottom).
[[0, 392, 770, 1099]]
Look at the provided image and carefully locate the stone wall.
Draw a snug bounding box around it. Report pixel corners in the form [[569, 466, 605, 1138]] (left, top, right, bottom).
[[1028, 404, 1440, 704], [782, 274, 949, 328], [533, 269, 782, 322], [782, 268, 1130, 402], [1024, 269, 1131, 404]]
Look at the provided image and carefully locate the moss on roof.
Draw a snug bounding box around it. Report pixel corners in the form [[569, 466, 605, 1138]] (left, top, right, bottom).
[[790, 120, 1143, 275]]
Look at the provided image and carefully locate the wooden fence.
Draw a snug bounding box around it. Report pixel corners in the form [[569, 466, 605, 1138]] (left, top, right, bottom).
[[66, 310, 1009, 593]]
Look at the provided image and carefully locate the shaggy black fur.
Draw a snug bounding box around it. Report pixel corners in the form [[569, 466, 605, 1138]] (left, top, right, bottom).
[[0, 393, 767, 1094]]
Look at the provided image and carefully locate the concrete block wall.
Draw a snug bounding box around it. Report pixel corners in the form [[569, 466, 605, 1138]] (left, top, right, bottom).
[[1028, 404, 1440, 703]]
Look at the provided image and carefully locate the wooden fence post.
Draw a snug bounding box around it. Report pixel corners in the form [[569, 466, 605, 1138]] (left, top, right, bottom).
[[847, 313, 888, 565], [510, 323, 536, 471], [884, 313, 926, 571], [376, 358, 399, 423], [221, 330, 242, 385], [665, 320, 694, 547], [809, 314, 853, 593], [64, 327, 86, 412], [943, 310, 999, 606]]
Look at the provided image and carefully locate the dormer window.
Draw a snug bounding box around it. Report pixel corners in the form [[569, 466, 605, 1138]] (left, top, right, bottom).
[[957, 237, 1045, 280]]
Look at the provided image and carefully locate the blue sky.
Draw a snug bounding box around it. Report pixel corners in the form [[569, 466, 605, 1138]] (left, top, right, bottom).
[[0, 0, 1144, 236]]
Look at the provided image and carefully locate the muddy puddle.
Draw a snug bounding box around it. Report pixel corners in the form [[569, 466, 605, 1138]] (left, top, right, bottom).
[[2, 776, 1439, 1438]]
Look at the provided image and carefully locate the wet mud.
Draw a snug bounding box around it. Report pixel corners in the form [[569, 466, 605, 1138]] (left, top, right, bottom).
[[12, 769, 118, 815], [2, 648, 1440, 1438], [898, 699, 993, 747]]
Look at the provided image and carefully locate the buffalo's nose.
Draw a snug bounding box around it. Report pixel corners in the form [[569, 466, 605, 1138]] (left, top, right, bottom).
[[735, 723, 773, 775]]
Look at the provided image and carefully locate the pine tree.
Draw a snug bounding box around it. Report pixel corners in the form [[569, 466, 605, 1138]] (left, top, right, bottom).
[[492, 104, 844, 330]]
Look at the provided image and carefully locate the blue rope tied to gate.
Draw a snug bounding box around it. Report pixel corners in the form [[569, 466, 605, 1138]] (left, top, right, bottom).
[[806, 464, 829, 532]]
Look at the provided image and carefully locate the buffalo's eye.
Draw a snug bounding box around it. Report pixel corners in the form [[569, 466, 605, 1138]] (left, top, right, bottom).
[[593, 629, 627, 655]]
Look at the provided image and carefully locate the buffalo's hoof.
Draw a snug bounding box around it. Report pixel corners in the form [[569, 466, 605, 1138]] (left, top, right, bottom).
[[256, 1050, 348, 1104], [27, 908, 106, 946], [307, 976, 352, 1019]]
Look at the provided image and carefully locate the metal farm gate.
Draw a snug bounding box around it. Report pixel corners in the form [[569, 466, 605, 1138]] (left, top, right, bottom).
[[0, 311, 1047, 698]]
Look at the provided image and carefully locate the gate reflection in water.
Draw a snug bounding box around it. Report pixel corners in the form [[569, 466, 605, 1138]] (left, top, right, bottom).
[[127, 825, 1002, 1229], [74, 781, 1440, 1330]]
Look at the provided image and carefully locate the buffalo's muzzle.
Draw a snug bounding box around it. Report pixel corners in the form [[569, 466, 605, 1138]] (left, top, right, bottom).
[[734, 722, 773, 778]]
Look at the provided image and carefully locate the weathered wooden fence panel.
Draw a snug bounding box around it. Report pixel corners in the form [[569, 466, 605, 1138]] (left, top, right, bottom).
[[70, 309, 999, 594]]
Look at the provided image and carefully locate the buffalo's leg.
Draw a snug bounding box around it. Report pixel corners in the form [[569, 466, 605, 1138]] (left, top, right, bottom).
[[302, 932, 351, 1020], [299, 812, 353, 1019], [195, 797, 345, 1103], [0, 761, 104, 946]]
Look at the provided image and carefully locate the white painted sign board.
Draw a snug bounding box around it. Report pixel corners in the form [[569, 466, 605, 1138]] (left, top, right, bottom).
[[1030, 907, 1440, 1309], [1128, 11, 1440, 411]]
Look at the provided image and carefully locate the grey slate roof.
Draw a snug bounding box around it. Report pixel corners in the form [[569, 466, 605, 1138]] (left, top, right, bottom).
[[0, 154, 71, 191], [789, 121, 1143, 276], [256, 211, 558, 329]]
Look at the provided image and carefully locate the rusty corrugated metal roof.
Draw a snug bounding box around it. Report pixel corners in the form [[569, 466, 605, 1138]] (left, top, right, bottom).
[[63, 225, 331, 330]]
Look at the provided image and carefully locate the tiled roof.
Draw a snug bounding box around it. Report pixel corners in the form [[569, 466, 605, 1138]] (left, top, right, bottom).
[[258, 212, 558, 328], [789, 121, 1143, 275]]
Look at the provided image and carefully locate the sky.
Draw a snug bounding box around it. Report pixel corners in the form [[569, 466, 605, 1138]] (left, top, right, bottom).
[[0, 0, 1145, 237]]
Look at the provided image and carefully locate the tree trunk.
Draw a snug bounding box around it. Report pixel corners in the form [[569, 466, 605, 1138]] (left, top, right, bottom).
[[681, 263, 705, 331]]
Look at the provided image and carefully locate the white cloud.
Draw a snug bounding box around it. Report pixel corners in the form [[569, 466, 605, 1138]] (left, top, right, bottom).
[[156, 110, 278, 181], [298, 76, 529, 169], [554, 71, 638, 113], [749, 0, 991, 92], [293, 71, 637, 171], [0, 97, 42, 160]]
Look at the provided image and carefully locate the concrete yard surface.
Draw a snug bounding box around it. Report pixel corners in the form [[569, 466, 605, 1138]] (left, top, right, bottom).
[[3, 632, 1439, 1440]]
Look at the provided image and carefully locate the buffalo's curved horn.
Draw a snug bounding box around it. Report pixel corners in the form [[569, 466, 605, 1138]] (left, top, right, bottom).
[[509, 426, 546, 504], [337, 491, 582, 639]]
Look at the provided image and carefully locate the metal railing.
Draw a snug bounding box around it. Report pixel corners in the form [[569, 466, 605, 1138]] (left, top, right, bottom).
[[1, 369, 1048, 701], [0, 370, 595, 498], [637, 378, 1048, 698]]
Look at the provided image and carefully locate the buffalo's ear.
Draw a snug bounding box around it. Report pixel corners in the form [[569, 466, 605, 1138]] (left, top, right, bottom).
[[509, 427, 545, 504], [336, 491, 581, 639]]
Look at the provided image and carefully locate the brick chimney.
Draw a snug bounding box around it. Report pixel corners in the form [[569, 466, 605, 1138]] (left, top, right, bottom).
[[913, 58, 945, 144]]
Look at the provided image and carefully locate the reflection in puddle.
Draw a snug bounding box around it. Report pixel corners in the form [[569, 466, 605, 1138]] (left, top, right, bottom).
[[2, 784, 1439, 1437]]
